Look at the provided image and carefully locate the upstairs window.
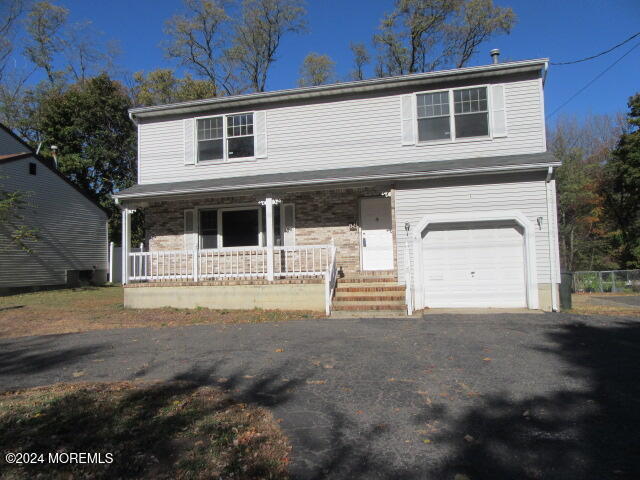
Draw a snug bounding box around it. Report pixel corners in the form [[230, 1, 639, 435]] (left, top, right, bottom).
[[197, 113, 254, 162], [417, 91, 451, 142], [416, 86, 489, 142], [197, 117, 224, 161], [454, 87, 488, 138]]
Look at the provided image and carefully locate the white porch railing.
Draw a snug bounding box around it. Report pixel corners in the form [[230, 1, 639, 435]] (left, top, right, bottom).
[[129, 244, 338, 313], [128, 245, 332, 280]]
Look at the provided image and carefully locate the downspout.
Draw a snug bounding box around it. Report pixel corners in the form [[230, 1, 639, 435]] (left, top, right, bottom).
[[545, 166, 558, 311]]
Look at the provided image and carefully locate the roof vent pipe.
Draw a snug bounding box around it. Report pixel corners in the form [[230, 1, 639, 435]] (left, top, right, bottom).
[[490, 48, 500, 64], [50, 145, 58, 168]]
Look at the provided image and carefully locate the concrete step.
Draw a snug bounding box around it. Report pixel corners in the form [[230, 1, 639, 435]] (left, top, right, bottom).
[[334, 297, 405, 305], [332, 303, 406, 311], [330, 310, 412, 318]]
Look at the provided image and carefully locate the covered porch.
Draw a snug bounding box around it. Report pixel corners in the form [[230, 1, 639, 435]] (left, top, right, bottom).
[[118, 185, 397, 313]]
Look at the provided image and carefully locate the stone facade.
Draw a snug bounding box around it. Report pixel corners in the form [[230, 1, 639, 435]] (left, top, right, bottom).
[[142, 185, 397, 275]]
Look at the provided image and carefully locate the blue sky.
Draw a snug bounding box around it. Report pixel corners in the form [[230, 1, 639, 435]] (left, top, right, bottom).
[[15, 0, 640, 123]]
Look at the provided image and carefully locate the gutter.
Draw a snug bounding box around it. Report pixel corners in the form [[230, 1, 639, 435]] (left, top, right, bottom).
[[114, 161, 561, 201]]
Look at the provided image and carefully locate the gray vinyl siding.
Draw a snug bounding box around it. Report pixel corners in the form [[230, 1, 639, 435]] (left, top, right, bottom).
[[0, 130, 28, 156], [394, 171, 554, 286], [137, 77, 545, 185], [0, 156, 108, 288]]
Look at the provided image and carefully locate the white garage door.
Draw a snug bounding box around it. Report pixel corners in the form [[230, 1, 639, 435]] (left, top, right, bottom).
[[422, 223, 527, 308]]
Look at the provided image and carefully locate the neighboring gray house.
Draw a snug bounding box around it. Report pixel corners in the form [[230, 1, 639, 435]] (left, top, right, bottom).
[[115, 54, 561, 315], [0, 124, 109, 293]]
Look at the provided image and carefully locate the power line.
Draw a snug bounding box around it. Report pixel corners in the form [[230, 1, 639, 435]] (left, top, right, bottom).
[[546, 39, 640, 119], [550, 31, 640, 65]]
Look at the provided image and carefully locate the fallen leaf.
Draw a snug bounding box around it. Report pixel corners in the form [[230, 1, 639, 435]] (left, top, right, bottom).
[[422, 439, 432, 444], [483, 357, 492, 362], [464, 434, 474, 443], [275, 348, 284, 353], [355, 410, 364, 414], [306, 380, 326, 385], [72, 371, 85, 378]]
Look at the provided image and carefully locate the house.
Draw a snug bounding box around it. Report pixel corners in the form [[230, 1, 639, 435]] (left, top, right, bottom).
[[0, 124, 109, 294], [114, 53, 561, 315]]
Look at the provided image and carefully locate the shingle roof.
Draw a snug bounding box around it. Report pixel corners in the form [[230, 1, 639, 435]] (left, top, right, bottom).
[[114, 152, 559, 201]]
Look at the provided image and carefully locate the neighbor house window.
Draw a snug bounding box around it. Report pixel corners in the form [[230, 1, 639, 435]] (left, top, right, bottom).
[[417, 86, 489, 142], [197, 113, 254, 162], [453, 87, 488, 138], [29, 162, 37, 175]]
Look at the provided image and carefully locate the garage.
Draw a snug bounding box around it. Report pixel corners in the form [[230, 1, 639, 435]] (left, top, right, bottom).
[[421, 221, 527, 308]]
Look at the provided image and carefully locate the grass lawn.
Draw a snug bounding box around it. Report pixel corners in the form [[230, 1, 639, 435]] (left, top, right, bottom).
[[0, 381, 289, 479], [570, 293, 640, 317], [0, 286, 321, 339]]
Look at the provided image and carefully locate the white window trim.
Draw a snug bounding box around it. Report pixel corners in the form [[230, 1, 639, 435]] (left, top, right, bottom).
[[194, 111, 256, 164], [415, 84, 493, 145]]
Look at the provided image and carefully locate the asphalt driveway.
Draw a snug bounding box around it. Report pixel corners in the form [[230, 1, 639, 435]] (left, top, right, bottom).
[[1, 312, 639, 479]]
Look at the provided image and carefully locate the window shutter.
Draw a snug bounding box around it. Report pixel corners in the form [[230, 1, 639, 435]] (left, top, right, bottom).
[[254, 111, 267, 158], [283, 204, 295, 246], [400, 95, 416, 145], [184, 118, 196, 164], [491, 84, 507, 138], [184, 209, 197, 250]]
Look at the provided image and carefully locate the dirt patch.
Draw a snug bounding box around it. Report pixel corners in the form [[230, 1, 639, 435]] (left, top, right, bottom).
[[0, 286, 322, 338], [0, 381, 290, 479]]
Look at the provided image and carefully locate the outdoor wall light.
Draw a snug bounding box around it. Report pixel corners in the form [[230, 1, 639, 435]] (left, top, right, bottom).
[[537, 216, 544, 230], [404, 222, 411, 232]]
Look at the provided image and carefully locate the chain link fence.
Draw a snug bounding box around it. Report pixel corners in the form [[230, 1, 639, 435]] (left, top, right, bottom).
[[572, 270, 640, 293]]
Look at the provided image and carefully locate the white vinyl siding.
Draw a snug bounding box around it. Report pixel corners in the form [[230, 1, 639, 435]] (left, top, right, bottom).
[[137, 77, 545, 184], [0, 156, 108, 288], [394, 172, 554, 287]]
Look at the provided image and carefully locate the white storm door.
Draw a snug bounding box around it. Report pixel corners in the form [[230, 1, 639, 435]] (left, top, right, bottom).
[[422, 225, 526, 308], [360, 197, 394, 271]]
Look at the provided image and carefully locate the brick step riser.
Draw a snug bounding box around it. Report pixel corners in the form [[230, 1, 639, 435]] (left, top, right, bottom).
[[338, 277, 397, 283], [334, 295, 405, 302], [336, 286, 405, 293]]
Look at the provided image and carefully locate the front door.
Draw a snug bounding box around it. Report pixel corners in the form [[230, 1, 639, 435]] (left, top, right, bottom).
[[360, 197, 394, 271]]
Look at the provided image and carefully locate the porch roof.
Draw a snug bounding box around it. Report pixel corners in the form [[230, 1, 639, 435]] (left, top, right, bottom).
[[114, 152, 559, 201]]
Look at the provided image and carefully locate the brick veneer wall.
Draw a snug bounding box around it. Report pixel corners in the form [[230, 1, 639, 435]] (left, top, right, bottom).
[[142, 185, 396, 274]]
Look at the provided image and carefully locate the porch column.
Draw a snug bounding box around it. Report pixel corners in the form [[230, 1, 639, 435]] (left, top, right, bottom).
[[265, 197, 274, 281], [121, 208, 132, 285]]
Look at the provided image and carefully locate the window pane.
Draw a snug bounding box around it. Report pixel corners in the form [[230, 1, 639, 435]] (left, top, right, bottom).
[[455, 112, 489, 138], [197, 117, 223, 140], [454, 87, 487, 114], [228, 136, 254, 158], [222, 209, 259, 247], [417, 92, 449, 118], [418, 117, 451, 141], [200, 210, 218, 249], [227, 113, 254, 137], [198, 138, 223, 161]]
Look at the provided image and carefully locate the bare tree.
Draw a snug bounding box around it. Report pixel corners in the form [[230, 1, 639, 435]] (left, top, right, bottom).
[[164, 0, 236, 95], [23, 1, 69, 84], [63, 21, 120, 82], [445, 0, 515, 68], [231, 0, 306, 92], [0, 0, 26, 84], [297, 52, 335, 87], [373, 0, 515, 77], [348, 42, 370, 80]]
